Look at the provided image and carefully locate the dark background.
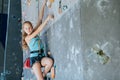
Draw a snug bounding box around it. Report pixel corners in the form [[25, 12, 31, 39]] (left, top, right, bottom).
[[0, 0, 23, 80]]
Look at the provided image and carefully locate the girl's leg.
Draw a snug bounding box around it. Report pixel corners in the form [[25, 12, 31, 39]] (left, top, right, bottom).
[[32, 62, 44, 80], [41, 57, 53, 77]]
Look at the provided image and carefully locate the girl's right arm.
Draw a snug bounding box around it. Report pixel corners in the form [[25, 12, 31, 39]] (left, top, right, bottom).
[[28, 15, 54, 40]]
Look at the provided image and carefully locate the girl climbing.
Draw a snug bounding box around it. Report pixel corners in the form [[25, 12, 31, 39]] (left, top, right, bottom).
[[21, 0, 55, 80]]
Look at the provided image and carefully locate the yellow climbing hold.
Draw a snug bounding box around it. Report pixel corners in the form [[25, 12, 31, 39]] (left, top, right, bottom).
[[49, 0, 54, 3]]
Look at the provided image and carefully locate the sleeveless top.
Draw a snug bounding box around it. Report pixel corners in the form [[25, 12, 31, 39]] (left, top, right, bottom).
[[28, 36, 44, 57]]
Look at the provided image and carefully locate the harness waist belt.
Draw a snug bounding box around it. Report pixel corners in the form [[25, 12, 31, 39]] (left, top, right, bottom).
[[30, 49, 44, 54]]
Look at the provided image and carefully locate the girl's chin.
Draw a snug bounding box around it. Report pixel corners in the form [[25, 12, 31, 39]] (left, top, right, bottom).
[[28, 32, 32, 35]]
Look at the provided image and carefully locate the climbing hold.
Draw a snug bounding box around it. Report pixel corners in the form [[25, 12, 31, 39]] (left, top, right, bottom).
[[48, 51, 51, 55], [97, 50, 110, 64], [27, 0, 31, 6], [12, 15, 16, 19], [18, 18, 21, 22], [5, 70, 11, 75], [63, 5, 68, 10], [59, 0, 62, 8], [92, 45, 110, 64], [47, 0, 54, 8], [58, 0, 62, 14], [49, 0, 54, 3], [54, 65, 56, 68]]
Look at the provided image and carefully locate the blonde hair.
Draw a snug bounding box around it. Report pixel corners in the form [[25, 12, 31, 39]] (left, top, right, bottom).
[[21, 21, 33, 50]]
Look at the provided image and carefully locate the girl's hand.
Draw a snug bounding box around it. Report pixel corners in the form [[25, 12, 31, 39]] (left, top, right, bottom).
[[48, 14, 54, 20]]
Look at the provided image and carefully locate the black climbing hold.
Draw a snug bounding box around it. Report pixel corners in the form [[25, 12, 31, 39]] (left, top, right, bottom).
[[12, 15, 16, 19], [59, 0, 62, 8], [18, 18, 21, 22]]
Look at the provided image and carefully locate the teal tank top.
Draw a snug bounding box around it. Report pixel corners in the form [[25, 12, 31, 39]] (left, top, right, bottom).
[[28, 36, 44, 57]]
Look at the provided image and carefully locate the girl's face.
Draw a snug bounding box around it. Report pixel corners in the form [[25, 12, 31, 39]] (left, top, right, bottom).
[[23, 23, 33, 35]]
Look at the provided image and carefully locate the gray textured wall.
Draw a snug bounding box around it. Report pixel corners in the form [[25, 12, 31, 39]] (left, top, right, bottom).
[[81, 0, 120, 80], [47, 1, 83, 80]]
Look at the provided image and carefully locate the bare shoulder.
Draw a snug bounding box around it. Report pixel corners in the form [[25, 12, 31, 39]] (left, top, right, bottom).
[[25, 36, 31, 44]]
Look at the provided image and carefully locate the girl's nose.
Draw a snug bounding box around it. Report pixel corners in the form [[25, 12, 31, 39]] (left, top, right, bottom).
[[29, 28, 31, 31]]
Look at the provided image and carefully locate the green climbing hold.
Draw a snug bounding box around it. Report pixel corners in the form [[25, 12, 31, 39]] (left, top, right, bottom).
[[63, 5, 68, 10]]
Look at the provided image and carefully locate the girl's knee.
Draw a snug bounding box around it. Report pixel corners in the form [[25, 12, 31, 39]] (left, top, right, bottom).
[[47, 58, 53, 66], [41, 57, 53, 66]]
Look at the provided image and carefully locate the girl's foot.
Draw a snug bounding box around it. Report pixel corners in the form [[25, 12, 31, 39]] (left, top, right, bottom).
[[51, 66, 55, 79]]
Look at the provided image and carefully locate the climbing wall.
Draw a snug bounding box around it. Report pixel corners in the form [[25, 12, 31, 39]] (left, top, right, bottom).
[[21, 0, 78, 80], [47, 1, 82, 80]]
